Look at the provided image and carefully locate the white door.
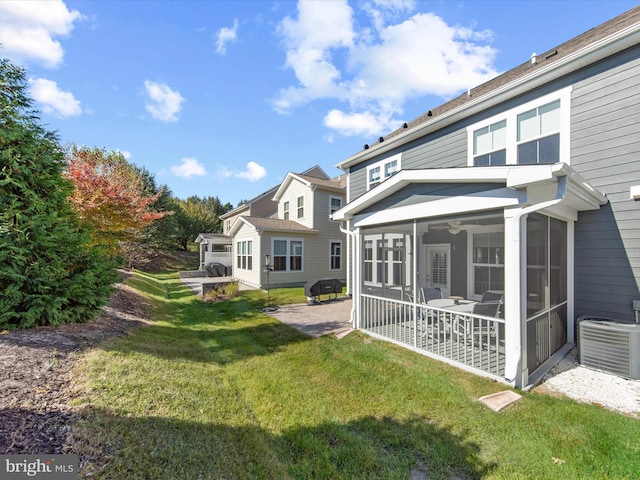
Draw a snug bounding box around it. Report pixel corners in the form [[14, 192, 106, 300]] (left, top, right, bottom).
[[426, 244, 450, 298]]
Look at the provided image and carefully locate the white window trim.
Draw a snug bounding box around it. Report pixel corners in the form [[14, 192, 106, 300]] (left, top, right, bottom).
[[329, 239, 342, 271], [366, 153, 402, 191], [466, 86, 572, 166], [271, 237, 304, 273], [283, 200, 290, 220]]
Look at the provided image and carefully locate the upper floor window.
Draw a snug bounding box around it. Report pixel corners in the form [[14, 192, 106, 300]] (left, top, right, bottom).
[[467, 87, 570, 167], [366, 153, 402, 190], [473, 120, 506, 166], [225, 219, 231, 233], [283, 201, 289, 220], [297, 196, 304, 219], [517, 100, 560, 165], [329, 196, 342, 216]]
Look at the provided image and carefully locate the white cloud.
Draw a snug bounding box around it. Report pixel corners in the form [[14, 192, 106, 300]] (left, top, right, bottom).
[[170, 158, 207, 178], [216, 19, 239, 55], [28, 77, 82, 118], [116, 149, 132, 160], [235, 162, 267, 182], [0, 0, 83, 68], [273, 1, 499, 137], [144, 80, 185, 122]]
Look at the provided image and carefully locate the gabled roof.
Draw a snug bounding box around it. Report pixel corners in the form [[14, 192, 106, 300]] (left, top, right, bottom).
[[332, 164, 607, 222], [273, 172, 346, 201], [228, 216, 319, 236], [337, 6, 640, 170], [194, 233, 231, 244], [220, 165, 330, 220]]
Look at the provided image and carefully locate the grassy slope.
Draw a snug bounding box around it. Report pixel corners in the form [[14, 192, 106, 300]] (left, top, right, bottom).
[[72, 272, 640, 479]]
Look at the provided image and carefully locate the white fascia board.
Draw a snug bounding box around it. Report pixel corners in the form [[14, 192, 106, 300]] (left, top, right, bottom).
[[333, 168, 510, 220], [227, 216, 256, 237], [336, 24, 640, 172], [273, 173, 310, 201], [352, 188, 523, 228]]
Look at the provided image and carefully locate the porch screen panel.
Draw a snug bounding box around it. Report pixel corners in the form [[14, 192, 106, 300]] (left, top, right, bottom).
[[526, 213, 548, 316], [549, 217, 567, 306]]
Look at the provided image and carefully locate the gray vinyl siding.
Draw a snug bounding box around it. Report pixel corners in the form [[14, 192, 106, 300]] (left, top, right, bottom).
[[571, 46, 640, 322], [359, 182, 503, 215], [348, 128, 467, 201]]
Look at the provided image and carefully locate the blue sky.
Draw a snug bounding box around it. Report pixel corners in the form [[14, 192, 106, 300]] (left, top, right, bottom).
[[1, 0, 636, 206]]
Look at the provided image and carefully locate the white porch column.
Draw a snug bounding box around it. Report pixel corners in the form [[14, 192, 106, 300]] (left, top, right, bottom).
[[503, 207, 528, 387], [352, 227, 362, 328], [567, 220, 575, 343]]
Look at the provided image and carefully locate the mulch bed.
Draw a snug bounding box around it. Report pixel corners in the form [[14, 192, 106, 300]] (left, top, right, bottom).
[[0, 278, 151, 455]]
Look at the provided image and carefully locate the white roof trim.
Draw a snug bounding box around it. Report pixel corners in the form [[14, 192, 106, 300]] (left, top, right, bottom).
[[332, 164, 607, 222], [272, 173, 310, 201], [336, 21, 640, 170]]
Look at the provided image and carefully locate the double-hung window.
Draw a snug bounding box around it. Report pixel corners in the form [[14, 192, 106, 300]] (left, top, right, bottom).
[[473, 120, 506, 166], [236, 240, 252, 271], [283, 201, 290, 220], [272, 238, 303, 272], [471, 231, 504, 296], [297, 196, 304, 219], [330, 241, 342, 270], [517, 100, 560, 164], [467, 87, 570, 167], [366, 153, 402, 190]]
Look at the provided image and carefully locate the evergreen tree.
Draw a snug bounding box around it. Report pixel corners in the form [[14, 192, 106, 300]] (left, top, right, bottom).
[[0, 59, 119, 329]]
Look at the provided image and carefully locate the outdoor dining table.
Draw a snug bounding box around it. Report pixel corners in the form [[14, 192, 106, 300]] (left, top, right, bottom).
[[427, 298, 476, 310]]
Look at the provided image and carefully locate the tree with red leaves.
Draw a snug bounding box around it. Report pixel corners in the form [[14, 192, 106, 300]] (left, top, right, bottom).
[[65, 146, 170, 254]]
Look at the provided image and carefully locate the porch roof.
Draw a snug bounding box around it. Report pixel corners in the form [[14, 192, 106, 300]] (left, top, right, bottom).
[[332, 163, 607, 224], [194, 233, 231, 245]]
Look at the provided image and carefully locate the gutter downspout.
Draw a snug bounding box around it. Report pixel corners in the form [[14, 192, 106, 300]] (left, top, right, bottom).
[[504, 175, 569, 387], [339, 220, 357, 326]]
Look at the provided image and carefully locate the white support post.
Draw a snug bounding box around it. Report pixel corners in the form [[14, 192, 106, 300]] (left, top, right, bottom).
[[567, 220, 575, 343], [353, 227, 362, 329], [503, 208, 527, 386]]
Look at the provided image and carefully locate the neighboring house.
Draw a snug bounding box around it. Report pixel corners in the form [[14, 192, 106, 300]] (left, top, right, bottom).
[[332, 7, 640, 388], [194, 233, 232, 273], [229, 169, 347, 290]]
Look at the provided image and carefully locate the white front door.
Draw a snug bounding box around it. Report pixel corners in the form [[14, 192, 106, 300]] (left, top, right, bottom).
[[426, 244, 451, 298]]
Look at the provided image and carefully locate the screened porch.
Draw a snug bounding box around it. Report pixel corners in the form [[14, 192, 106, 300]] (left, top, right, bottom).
[[356, 211, 568, 381]]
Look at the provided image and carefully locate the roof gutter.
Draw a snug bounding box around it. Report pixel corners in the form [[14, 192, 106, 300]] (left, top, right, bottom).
[[336, 22, 640, 171]]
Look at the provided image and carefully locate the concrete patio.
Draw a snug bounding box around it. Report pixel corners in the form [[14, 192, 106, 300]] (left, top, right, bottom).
[[265, 297, 353, 338]]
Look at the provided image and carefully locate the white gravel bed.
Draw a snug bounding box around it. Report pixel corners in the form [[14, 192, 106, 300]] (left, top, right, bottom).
[[537, 348, 640, 417]]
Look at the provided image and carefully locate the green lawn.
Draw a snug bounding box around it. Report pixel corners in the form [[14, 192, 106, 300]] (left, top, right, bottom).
[[71, 271, 640, 479]]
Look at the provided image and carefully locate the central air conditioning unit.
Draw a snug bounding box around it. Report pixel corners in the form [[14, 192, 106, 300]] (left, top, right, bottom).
[[578, 316, 640, 380]]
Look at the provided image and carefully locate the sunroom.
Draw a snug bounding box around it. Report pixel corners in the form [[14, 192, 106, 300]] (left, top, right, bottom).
[[333, 163, 607, 388]]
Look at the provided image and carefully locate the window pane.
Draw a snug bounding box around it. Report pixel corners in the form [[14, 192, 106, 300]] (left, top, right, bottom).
[[538, 134, 560, 163], [517, 140, 538, 164], [274, 240, 287, 255], [369, 167, 380, 183], [540, 100, 560, 135], [474, 126, 490, 155], [273, 256, 286, 271], [474, 154, 490, 166], [490, 149, 506, 165], [290, 256, 302, 271], [385, 160, 397, 177], [517, 108, 538, 142], [247, 241, 252, 254], [291, 241, 302, 256], [492, 120, 507, 148]]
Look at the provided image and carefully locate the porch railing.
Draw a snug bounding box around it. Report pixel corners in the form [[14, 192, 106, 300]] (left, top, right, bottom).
[[361, 294, 505, 378], [526, 304, 567, 374]]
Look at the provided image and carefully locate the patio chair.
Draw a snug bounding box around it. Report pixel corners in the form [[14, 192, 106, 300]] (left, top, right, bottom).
[[419, 287, 442, 304], [481, 290, 503, 303]]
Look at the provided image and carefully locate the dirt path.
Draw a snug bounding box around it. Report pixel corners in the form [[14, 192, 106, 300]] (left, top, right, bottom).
[[0, 279, 151, 454]]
